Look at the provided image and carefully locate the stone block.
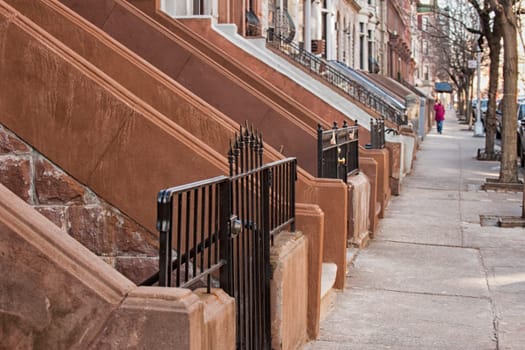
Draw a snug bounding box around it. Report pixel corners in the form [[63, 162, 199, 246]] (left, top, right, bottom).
[[35, 157, 86, 204], [295, 203, 324, 340], [115, 256, 159, 285], [93, 287, 206, 350], [67, 205, 115, 255], [0, 126, 30, 154], [0, 183, 133, 349], [35, 205, 67, 230], [0, 156, 31, 203], [107, 206, 158, 256], [194, 289, 236, 350], [270, 232, 308, 350]]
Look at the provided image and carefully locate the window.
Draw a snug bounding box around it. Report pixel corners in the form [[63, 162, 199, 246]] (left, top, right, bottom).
[[422, 16, 428, 31], [422, 40, 428, 55], [423, 64, 429, 81], [359, 23, 365, 70]]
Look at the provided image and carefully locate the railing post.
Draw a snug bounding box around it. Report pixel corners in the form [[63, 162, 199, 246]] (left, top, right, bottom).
[[370, 118, 375, 149], [157, 190, 172, 287], [261, 167, 272, 349], [219, 180, 233, 295], [290, 159, 297, 232], [317, 124, 323, 178]]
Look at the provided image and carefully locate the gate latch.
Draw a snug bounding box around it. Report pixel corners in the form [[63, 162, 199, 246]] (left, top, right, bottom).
[[230, 215, 242, 237]]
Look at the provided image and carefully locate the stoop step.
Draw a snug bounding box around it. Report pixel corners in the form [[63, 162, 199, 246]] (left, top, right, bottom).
[[319, 263, 338, 321]]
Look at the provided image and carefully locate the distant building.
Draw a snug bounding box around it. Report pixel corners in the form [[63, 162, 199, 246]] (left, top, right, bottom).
[[413, 0, 438, 95]]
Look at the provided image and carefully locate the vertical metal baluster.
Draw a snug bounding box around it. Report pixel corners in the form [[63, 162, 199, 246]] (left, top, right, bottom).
[[193, 188, 198, 283], [257, 132, 264, 347], [176, 194, 182, 287], [286, 163, 290, 226], [207, 185, 213, 292], [261, 168, 271, 349], [185, 192, 191, 284], [291, 160, 297, 231], [201, 187, 206, 290], [241, 126, 250, 349]]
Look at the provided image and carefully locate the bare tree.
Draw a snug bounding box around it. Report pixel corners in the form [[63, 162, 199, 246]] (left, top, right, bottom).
[[437, 1, 519, 183], [495, 0, 519, 183], [431, 3, 478, 120], [467, 0, 502, 160]]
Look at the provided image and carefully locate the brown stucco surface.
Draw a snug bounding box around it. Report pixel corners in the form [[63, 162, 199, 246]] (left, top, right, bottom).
[[270, 232, 308, 350], [0, 181, 235, 349], [385, 141, 402, 195], [296, 203, 324, 339], [0, 123, 159, 283], [37, 0, 349, 287], [308, 178, 348, 289], [347, 173, 371, 247], [3, 0, 240, 157], [0, 3, 227, 233], [60, 0, 321, 174], [175, 16, 347, 128], [359, 157, 380, 236], [1, 0, 353, 302], [361, 148, 391, 218], [0, 184, 133, 348]]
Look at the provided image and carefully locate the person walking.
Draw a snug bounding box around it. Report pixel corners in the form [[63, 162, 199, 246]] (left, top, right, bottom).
[[434, 99, 445, 134]]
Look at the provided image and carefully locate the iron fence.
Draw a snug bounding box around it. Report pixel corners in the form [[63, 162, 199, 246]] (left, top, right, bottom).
[[267, 34, 407, 125], [369, 118, 385, 149], [318, 121, 359, 182], [151, 125, 297, 350]]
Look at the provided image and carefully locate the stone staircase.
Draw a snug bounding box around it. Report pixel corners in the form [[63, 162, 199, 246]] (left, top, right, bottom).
[[319, 262, 338, 321], [0, 123, 158, 284]]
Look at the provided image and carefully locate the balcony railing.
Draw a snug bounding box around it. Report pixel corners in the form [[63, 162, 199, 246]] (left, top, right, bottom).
[[318, 121, 359, 182], [267, 34, 407, 125]]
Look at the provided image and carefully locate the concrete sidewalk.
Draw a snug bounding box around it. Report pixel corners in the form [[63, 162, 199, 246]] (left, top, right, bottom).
[[303, 109, 525, 349]]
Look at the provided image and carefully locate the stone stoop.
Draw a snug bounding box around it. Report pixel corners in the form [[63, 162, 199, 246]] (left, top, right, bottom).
[[0, 124, 158, 284], [319, 263, 338, 322]]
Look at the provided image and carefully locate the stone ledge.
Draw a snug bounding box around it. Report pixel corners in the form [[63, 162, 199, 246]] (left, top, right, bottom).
[[482, 178, 524, 192]]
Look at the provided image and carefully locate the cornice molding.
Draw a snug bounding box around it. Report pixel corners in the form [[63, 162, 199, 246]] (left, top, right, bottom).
[[344, 0, 362, 12]]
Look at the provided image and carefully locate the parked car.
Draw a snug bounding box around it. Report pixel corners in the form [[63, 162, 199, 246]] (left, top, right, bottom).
[[472, 99, 489, 128], [496, 100, 525, 166], [518, 105, 525, 167]]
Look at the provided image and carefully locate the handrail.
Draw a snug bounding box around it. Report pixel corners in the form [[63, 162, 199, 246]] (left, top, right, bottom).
[[267, 33, 407, 125], [369, 118, 386, 149], [149, 157, 297, 290], [318, 121, 359, 182]]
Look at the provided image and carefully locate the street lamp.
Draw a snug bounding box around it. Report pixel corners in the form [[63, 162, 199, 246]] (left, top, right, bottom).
[[473, 48, 484, 137]]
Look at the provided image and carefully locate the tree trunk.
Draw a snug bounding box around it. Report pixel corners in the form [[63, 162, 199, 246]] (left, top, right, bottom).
[[499, 0, 519, 183], [467, 78, 474, 129], [484, 38, 501, 157], [458, 88, 465, 118]]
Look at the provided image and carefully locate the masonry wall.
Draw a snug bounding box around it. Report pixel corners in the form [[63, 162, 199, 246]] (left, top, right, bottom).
[[0, 123, 158, 284]]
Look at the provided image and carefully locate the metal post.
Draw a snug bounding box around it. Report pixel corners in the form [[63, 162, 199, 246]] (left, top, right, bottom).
[[474, 49, 484, 136], [157, 191, 172, 287], [219, 180, 233, 295], [290, 159, 297, 232], [317, 124, 323, 177], [305, 0, 311, 52], [261, 167, 272, 349]]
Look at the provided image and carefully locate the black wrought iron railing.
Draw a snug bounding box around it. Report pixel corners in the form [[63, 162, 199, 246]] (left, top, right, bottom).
[[149, 125, 297, 350], [267, 34, 407, 125], [155, 176, 230, 290], [318, 121, 359, 182], [369, 118, 386, 149]]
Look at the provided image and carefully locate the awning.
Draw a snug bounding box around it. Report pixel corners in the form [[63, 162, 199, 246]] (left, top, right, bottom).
[[435, 82, 453, 93]]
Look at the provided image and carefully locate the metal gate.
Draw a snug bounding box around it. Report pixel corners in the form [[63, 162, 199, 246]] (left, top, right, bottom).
[[317, 121, 359, 182], [153, 125, 297, 350]]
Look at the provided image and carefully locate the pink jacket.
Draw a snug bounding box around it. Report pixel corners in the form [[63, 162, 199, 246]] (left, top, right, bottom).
[[434, 103, 445, 121]]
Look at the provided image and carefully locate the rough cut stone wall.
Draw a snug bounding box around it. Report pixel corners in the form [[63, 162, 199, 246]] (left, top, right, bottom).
[[0, 123, 158, 284]]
